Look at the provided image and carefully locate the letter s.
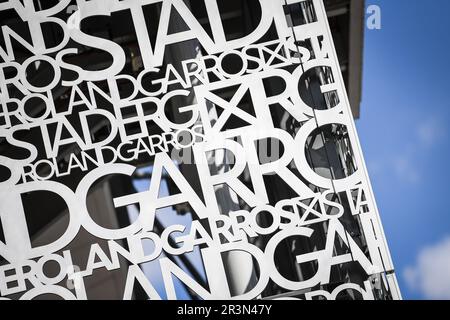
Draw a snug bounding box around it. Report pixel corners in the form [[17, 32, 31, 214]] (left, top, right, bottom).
[[67, 11, 126, 81]]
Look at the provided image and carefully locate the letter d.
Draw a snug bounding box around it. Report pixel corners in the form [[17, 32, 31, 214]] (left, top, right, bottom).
[[0, 181, 81, 263], [200, 242, 270, 300]]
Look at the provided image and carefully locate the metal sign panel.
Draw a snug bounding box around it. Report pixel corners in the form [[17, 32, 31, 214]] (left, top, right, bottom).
[[0, 0, 400, 300]]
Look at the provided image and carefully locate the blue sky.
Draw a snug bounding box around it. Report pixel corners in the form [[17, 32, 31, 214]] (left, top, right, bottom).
[[357, 0, 450, 299]]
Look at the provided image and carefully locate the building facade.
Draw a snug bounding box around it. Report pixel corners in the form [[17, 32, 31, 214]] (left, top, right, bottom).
[[0, 0, 400, 300]]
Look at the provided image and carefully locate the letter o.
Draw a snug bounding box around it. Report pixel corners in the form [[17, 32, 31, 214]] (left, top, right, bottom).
[[36, 254, 67, 285], [21, 55, 61, 93], [250, 205, 280, 235]]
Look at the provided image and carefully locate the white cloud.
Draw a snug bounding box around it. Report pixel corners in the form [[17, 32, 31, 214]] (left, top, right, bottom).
[[378, 116, 446, 184], [417, 117, 446, 147], [392, 155, 420, 184], [403, 236, 450, 299]]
